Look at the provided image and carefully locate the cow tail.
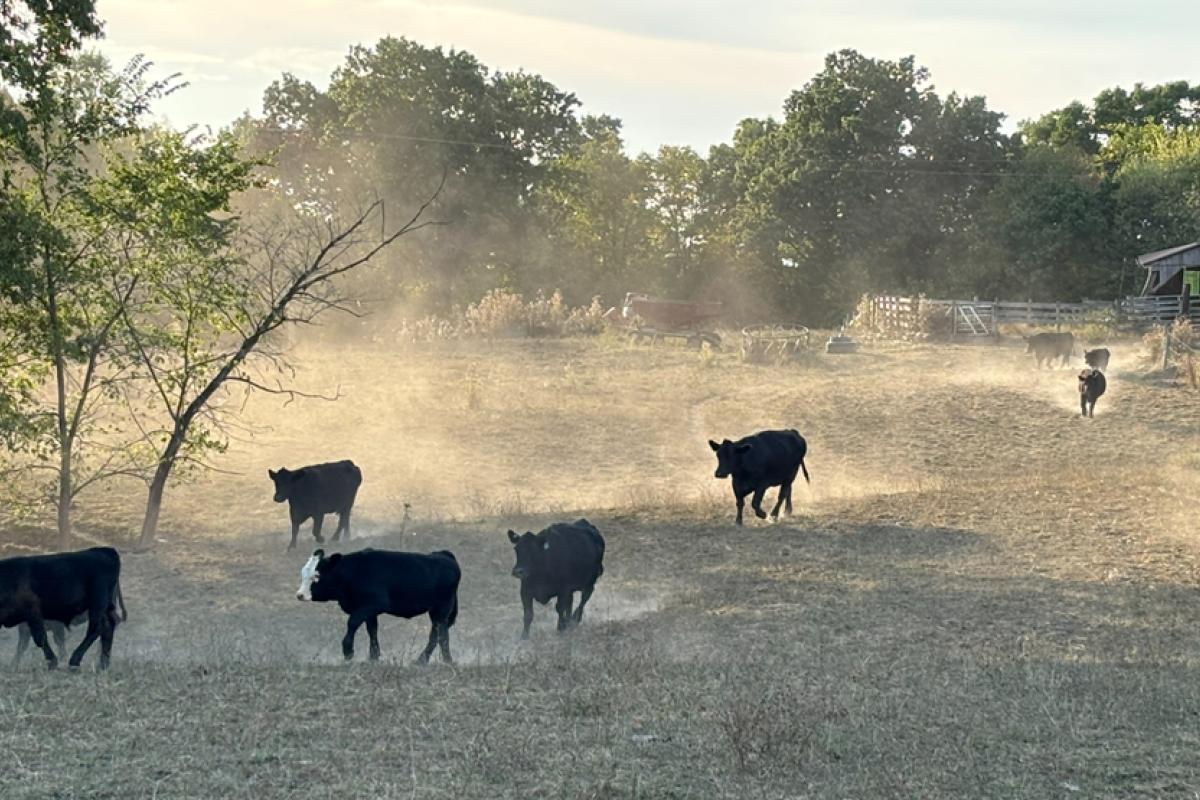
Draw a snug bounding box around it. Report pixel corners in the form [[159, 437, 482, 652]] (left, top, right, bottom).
[[447, 594, 459, 626], [799, 457, 811, 484], [115, 580, 128, 622]]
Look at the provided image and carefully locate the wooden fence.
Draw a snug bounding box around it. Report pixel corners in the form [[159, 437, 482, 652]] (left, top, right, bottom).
[[857, 293, 1197, 336]]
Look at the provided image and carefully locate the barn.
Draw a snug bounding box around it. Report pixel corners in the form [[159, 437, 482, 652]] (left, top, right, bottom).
[[1139, 241, 1200, 297]]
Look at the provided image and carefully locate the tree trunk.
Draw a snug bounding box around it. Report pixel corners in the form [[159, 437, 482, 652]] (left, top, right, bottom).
[[47, 272, 73, 551], [56, 440, 72, 550], [137, 428, 184, 550]]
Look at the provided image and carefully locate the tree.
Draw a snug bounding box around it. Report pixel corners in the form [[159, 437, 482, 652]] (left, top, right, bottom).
[[126, 184, 443, 549], [252, 36, 583, 308], [536, 121, 656, 300], [727, 50, 1011, 322], [0, 0, 101, 93], [0, 53, 180, 547]]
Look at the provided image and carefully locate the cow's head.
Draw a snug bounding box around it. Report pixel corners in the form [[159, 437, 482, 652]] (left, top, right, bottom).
[[709, 438, 751, 479], [507, 530, 548, 580], [1078, 369, 1094, 392], [268, 468, 305, 503], [296, 549, 341, 601]]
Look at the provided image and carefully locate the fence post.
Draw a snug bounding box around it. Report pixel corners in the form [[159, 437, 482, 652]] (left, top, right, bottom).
[[952, 301, 958, 338], [1054, 303, 1060, 331], [1162, 324, 1171, 371], [993, 298, 999, 339]]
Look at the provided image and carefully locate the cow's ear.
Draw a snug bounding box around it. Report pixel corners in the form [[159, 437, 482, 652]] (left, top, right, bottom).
[[312, 548, 325, 560], [708, 439, 720, 452], [268, 469, 277, 479], [735, 443, 753, 454], [507, 530, 519, 544]]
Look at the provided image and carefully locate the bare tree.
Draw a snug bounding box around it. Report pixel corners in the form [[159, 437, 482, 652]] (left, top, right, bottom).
[[123, 187, 442, 549]]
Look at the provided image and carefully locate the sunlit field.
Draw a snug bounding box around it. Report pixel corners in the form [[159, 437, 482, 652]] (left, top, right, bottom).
[[2, 333, 1199, 799]]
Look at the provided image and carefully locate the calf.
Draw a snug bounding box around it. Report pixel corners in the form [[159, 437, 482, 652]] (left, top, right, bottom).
[[0, 547, 125, 670], [709, 429, 810, 525], [269, 460, 363, 550], [508, 519, 605, 639], [1026, 332, 1074, 368], [296, 547, 460, 664], [13, 586, 125, 666], [1078, 368, 1107, 417], [1084, 347, 1110, 372]]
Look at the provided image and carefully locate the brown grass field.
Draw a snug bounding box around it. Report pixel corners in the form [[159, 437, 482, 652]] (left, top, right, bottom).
[[2, 332, 1199, 799]]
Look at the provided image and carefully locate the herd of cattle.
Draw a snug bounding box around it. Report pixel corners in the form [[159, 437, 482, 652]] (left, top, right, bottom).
[[0, 333, 1112, 670]]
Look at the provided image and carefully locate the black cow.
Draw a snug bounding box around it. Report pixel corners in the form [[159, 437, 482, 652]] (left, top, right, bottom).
[[508, 519, 605, 639], [1084, 347, 1111, 372], [1078, 368, 1107, 417], [709, 429, 810, 525], [13, 587, 125, 666], [0, 547, 125, 670], [1026, 332, 1075, 368], [296, 547, 460, 664], [269, 460, 362, 551]]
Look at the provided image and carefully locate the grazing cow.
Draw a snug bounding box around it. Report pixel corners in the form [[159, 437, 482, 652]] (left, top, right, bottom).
[[709, 429, 810, 525], [13, 588, 125, 666], [1085, 347, 1111, 372], [269, 460, 362, 550], [507, 519, 605, 639], [1078, 368, 1107, 417], [296, 547, 460, 664], [1025, 332, 1075, 368], [0, 547, 125, 670]]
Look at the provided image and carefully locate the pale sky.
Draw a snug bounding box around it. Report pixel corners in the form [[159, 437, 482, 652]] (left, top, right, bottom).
[[94, 0, 1200, 155]]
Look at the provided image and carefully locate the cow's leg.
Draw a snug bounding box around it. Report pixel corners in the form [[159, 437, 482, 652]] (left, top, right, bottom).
[[311, 513, 326, 545], [783, 480, 795, 516], [769, 481, 792, 519], [573, 581, 596, 624], [26, 618, 58, 670], [365, 615, 381, 661], [67, 611, 103, 671], [732, 484, 749, 525], [50, 622, 67, 658], [555, 593, 574, 633], [751, 486, 768, 519], [97, 618, 114, 672], [437, 623, 453, 664], [13, 624, 30, 666], [1080, 394, 1088, 417], [288, 514, 302, 551], [520, 586, 534, 640], [418, 618, 439, 665], [342, 608, 376, 661], [333, 507, 351, 542]]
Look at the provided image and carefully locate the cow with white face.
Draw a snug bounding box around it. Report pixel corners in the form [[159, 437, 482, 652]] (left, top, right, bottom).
[[294, 547, 460, 664]]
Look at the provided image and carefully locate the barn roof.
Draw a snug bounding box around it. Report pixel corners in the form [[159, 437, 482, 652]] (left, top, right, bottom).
[[1137, 241, 1200, 267]]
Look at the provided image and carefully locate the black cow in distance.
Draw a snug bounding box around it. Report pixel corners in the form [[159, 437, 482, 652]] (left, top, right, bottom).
[[508, 519, 605, 639], [709, 429, 810, 525], [269, 460, 362, 550]]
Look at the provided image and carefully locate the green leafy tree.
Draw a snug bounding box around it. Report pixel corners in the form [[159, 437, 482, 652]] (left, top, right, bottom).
[[0, 53, 177, 546], [253, 36, 583, 308]]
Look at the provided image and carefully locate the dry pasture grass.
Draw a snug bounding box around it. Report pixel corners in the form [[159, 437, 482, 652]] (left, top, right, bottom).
[[1, 334, 1199, 798]]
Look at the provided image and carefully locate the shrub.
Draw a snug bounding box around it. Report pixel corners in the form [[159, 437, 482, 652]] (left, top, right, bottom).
[[394, 290, 611, 342]]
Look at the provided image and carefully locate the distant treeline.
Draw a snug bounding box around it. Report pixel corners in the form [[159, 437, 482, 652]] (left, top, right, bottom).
[[234, 40, 1200, 324]]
